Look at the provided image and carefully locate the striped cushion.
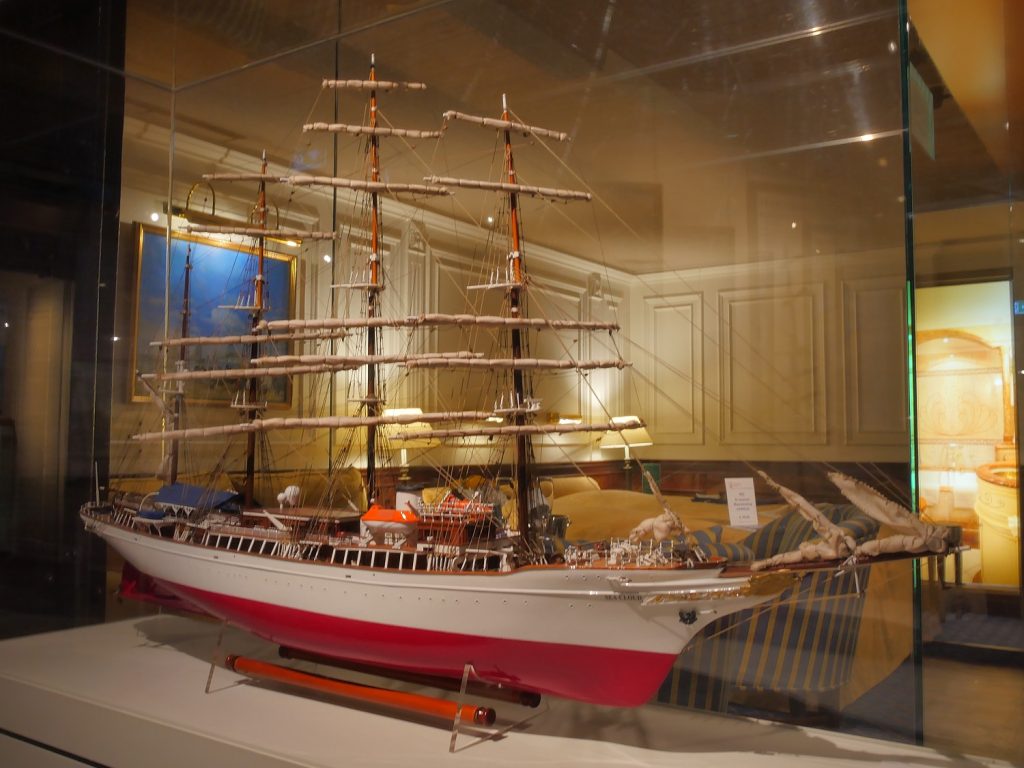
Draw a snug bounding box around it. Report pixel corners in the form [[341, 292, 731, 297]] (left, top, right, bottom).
[[742, 514, 790, 559], [744, 503, 879, 557], [690, 526, 755, 561], [733, 567, 871, 693], [659, 566, 873, 710], [657, 613, 742, 712], [659, 503, 879, 712]]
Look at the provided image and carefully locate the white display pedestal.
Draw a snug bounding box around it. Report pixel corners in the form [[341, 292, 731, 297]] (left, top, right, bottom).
[[0, 615, 1010, 767]]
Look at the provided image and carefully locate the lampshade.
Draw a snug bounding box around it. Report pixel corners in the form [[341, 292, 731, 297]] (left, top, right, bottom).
[[382, 408, 440, 449], [599, 416, 653, 450]]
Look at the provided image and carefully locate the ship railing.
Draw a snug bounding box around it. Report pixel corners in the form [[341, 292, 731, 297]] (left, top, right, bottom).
[[416, 501, 494, 521], [564, 538, 680, 569], [111, 506, 136, 528], [326, 541, 510, 572], [331, 545, 424, 571], [197, 528, 323, 560]]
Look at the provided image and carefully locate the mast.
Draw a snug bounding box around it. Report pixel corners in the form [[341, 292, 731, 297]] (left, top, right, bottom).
[[500, 94, 532, 543], [168, 242, 192, 484], [440, 98, 588, 548], [242, 150, 269, 507], [365, 55, 383, 504]]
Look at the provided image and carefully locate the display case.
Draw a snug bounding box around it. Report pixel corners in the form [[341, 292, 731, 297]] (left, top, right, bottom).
[[1, 1, 1021, 765]]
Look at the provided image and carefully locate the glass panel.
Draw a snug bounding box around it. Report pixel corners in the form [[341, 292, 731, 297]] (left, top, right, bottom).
[[906, 0, 1024, 763], [5, 2, 1019, 763], [0, 1, 125, 636], [134, 0, 923, 742]]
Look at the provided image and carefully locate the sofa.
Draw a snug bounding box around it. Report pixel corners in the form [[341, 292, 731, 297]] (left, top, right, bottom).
[[551, 488, 909, 718], [658, 504, 879, 715]]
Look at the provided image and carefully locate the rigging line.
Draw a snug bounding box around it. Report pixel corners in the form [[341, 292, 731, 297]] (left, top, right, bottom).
[[598, 259, 833, 457], [608, 332, 809, 469], [620, 336, 813, 461], [845, 462, 911, 507], [506, 110, 838, 425], [510, 152, 815, 421], [508, 107, 647, 245]]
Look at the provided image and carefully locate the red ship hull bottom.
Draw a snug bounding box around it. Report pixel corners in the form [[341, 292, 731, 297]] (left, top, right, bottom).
[[163, 580, 677, 707]]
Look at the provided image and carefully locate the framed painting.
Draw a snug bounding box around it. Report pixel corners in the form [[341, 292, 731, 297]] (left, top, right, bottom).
[[131, 223, 296, 406]]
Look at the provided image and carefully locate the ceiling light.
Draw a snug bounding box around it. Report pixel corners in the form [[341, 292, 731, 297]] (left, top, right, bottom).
[[149, 212, 160, 222], [323, 254, 332, 263]]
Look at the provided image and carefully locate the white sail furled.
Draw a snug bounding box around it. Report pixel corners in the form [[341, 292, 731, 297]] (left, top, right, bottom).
[[303, 123, 441, 140], [322, 78, 426, 91], [285, 175, 450, 196], [202, 172, 283, 182], [760, 471, 856, 552], [828, 472, 956, 555], [131, 410, 493, 443], [442, 110, 568, 142], [252, 351, 483, 367], [424, 175, 591, 202], [141, 363, 356, 381], [153, 330, 349, 348], [393, 419, 643, 441], [259, 314, 619, 332], [185, 225, 341, 240], [404, 357, 629, 371], [750, 472, 857, 571]]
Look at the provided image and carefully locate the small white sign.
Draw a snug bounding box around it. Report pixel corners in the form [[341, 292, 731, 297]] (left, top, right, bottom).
[[725, 477, 759, 528]]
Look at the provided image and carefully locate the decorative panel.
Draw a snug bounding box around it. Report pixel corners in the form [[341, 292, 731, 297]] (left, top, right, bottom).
[[719, 284, 826, 445], [645, 293, 703, 444], [842, 278, 908, 446]]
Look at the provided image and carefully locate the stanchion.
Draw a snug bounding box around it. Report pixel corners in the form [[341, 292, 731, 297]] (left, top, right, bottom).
[[225, 654, 496, 726]]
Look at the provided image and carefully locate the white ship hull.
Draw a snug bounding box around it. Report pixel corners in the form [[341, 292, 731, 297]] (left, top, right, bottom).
[[84, 511, 785, 705]]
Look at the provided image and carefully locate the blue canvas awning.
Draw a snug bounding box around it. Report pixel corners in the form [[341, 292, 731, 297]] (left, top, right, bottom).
[[153, 483, 239, 510]]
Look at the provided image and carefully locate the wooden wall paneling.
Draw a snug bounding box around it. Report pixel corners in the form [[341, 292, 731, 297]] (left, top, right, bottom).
[[718, 282, 827, 446], [643, 291, 704, 445], [841, 276, 909, 446]]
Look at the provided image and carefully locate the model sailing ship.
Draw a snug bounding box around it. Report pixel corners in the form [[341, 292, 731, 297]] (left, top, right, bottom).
[[81, 58, 959, 708]]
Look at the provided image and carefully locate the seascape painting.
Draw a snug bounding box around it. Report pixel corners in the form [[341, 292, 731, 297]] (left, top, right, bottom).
[[132, 224, 294, 405]]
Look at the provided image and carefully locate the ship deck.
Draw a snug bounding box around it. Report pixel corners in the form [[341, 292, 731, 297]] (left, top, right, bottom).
[[0, 615, 1010, 768]]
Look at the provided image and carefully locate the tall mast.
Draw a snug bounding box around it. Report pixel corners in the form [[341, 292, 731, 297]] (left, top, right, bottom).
[[365, 55, 383, 503], [500, 94, 532, 543], [242, 150, 269, 507], [288, 59, 445, 504], [438, 99, 591, 546], [167, 242, 192, 485]]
